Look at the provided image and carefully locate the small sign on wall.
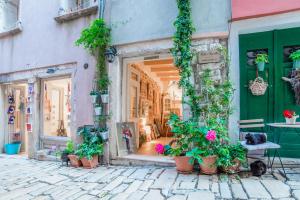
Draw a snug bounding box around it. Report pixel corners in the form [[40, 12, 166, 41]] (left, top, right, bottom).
[[198, 51, 222, 64]]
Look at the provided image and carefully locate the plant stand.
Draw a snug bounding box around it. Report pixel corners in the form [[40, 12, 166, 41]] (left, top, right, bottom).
[[91, 80, 110, 166]]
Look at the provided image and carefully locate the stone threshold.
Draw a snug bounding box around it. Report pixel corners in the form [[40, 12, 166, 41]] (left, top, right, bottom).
[[111, 154, 175, 167]]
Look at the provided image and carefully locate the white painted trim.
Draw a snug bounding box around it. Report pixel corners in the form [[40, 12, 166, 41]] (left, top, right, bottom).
[[228, 10, 300, 142]]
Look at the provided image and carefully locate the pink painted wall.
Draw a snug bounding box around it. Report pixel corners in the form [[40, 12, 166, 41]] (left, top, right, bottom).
[[232, 0, 300, 21]]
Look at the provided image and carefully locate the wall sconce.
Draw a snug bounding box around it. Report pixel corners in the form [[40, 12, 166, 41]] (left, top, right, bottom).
[[46, 67, 58, 74], [105, 46, 117, 63]]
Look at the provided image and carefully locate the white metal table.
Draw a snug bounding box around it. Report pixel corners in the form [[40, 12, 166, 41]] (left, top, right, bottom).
[[267, 123, 300, 178]]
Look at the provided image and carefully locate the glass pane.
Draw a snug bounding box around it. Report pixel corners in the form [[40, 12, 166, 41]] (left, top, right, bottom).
[[43, 78, 71, 137]]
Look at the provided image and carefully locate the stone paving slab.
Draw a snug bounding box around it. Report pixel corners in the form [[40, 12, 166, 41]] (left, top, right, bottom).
[[0, 154, 300, 200]]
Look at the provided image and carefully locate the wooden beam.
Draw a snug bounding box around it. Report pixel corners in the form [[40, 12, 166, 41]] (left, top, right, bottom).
[[151, 67, 178, 72], [161, 77, 180, 81], [156, 72, 179, 77], [149, 64, 175, 68], [144, 58, 174, 66]]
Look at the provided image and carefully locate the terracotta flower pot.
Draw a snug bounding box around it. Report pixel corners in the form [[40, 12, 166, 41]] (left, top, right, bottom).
[[200, 155, 217, 175], [222, 159, 241, 174], [174, 156, 194, 174], [81, 155, 99, 169], [68, 154, 82, 167]]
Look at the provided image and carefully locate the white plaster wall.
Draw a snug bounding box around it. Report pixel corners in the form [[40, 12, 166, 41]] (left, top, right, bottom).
[[109, 0, 231, 45], [228, 10, 300, 142]]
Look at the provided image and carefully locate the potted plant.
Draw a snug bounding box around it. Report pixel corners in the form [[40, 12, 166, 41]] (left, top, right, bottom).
[[100, 90, 109, 104], [94, 104, 102, 116], [99, 127, 109, 141], [90, 91, 98, 104], [218, 143, 247, 174], [167, 114, 196, 173], [197, 129, 219, 175], [65, 140, 82, 167], [5, 132, 21, 155], [76, 142, 103, 168], [255, 53, 269, 71], [289, 49, 300, 69], [283, 110, 299, 124]]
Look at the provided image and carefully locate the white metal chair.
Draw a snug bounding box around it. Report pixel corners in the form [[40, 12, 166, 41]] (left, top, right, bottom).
[[238, 119, 286, 177]]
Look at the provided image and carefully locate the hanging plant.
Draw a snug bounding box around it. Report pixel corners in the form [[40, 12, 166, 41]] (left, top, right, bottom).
[[289, 50, 300, 69], [75, 18, 111, 92], [282, 69, 300, 104], [255, 53, 268, 71]]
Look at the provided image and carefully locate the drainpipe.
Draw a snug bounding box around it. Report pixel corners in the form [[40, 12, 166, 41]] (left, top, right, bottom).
[[99, 0, 105, 19]]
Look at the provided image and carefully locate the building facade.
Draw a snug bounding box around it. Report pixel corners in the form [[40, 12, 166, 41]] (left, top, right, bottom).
[[2, 0, 298, 162]]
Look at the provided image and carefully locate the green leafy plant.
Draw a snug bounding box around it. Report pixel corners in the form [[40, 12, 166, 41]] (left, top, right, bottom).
[[75, 142, 103, 160], [75, 18, 111, 92], [64, 140, 75, 154], [172, 0, 199, 121], [255, 53, 269, 64], [290, 50, 300, 61], [217, 143, 247, 169]]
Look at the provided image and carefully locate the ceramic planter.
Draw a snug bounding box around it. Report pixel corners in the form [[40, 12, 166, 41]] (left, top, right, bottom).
[[81, 155, 99, 169], [94, 106, 102, 116], [174, 156, 193, 174], [222, 159, 241, 174], [257, 62, 265, 71], [100, 131, 109, 141], [200, 155, 217, 175], [101, 94, 109, 104], [91, 94, 98, 104], [68, 154, 82, 167], [285, 115, 299, 124], [294, 60, 300, 69]]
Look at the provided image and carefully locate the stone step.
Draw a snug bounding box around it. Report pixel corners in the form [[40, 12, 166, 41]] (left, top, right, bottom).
[[111, 155, 175, 167]]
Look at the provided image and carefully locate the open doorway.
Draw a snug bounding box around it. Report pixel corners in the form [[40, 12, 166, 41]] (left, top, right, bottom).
[[5, 83, 28, 154], [124, 57, 182, 156]]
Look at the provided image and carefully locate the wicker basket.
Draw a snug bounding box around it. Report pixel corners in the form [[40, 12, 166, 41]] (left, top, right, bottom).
[[249, 77, 268, 96]]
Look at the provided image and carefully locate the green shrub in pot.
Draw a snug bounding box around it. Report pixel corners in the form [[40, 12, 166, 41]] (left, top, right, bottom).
[[290, 50, 300, 69], [255, 53, 269, 71]]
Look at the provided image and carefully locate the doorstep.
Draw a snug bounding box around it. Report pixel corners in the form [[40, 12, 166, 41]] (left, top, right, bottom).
[[111, 154, 175, 167]]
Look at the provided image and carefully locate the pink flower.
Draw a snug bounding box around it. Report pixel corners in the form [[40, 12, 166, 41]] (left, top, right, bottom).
[[155, 144, 165, 154], [206, 130, 216, 141]]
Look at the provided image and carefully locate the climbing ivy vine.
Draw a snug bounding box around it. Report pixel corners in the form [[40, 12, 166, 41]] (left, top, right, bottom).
[[75, 18, 111, 92], [172, 0, 199, 121]]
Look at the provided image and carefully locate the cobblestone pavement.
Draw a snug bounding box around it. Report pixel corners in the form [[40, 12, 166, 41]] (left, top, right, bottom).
[[0, 155, 300, 200]]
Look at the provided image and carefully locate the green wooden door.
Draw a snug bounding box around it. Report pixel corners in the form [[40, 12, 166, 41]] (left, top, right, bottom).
[[240, 28, 300, 158], [239, 31, 274, 123]]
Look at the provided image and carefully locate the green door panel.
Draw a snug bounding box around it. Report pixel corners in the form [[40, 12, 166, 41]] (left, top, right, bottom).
[[239, 31, 274, 123], [239, 28, 300, 158]]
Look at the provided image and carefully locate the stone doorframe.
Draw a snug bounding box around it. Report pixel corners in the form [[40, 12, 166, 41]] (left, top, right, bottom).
[[107, 39, 174, 160]]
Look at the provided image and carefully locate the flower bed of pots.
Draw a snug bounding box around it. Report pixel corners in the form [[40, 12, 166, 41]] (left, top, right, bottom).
[[60, 126, 104, 169]]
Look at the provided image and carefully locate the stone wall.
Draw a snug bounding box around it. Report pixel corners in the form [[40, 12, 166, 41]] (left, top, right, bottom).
[[192, 38, 228, 91]]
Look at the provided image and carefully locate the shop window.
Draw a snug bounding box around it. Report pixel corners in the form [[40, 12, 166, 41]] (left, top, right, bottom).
[[43, 78, 71, 137], [0, 0, 21, 35]]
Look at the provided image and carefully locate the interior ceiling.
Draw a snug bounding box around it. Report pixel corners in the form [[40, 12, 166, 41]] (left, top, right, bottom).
[[143, 58, 180, 82]]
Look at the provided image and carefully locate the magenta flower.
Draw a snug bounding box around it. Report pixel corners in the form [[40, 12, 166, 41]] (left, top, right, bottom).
[[206, 130, 216, 141], [155, 144, 165, 154]]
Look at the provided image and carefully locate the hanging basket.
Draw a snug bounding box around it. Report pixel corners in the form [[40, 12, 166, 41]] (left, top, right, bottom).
[[249, 77, 268, 96]]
